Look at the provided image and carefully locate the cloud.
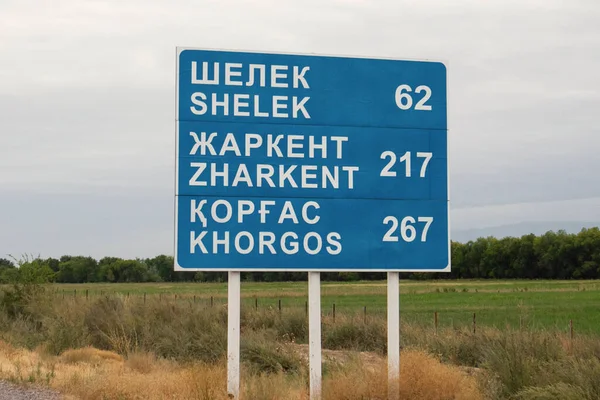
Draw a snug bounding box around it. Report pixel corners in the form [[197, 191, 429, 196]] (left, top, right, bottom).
[[0, 0, 599, 258], [451, 196, 600, 231]]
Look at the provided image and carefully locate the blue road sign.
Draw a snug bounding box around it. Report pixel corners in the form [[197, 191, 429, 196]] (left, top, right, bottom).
[[175, 48, 449, 271]]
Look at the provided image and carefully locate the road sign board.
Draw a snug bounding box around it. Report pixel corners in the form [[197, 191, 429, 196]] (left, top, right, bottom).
[[175, 48, 449, 272]]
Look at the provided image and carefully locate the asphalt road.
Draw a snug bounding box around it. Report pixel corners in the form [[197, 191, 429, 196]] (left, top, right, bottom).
[[0, 381, 62, 400]]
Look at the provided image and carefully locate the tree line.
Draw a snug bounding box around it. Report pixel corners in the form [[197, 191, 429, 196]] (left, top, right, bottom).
[[1, 227, 599, 284]]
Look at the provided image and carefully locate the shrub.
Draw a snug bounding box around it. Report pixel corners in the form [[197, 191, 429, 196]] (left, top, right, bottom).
[[514, 383, 589, 400], [323, 315, 386, 353], [241, 333, 305, 375], [481, 331, 563, 396], [322, 349, 484, 400]]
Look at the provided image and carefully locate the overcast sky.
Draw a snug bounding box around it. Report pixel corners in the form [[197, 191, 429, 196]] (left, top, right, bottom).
[[1, 0, 599, 260]]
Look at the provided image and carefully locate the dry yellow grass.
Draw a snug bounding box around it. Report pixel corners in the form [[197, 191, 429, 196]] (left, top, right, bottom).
[[323, 349, 484, 400], [60, 347, 124, 365], [0, 340, 483, 400]]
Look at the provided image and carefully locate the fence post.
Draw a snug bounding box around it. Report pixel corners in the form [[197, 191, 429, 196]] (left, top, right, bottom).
[[519, 315, 523, 331], [570, 319, 574, 354], [278, 299, 282, 314], [473, 313, 476, 334], [570, 319, 574, 340], [434, 311, 438, 335], [255, 296, 258, 310], [211, 296, 214, 307], [332, 303, 336, 323]]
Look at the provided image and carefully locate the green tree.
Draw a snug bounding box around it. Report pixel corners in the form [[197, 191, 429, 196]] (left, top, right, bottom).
[[0, 258, 14, 268], [115, 259, 150, 282], [56, 256, 98, 283], [19, 260, 56, 284], [0, 259, 18, 283], [147, 255, 175, 282]]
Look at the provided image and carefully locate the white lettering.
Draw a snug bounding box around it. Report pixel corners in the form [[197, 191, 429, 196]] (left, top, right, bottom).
[[190, 231, 208, 254], [302, 165, 318, 188], [256, 164, 275, 187], [259, 201, 275, 223], [254, 95, 269, 117], [293, 66, 310, 89], [212, 93, 229, 116], [225, 63, 243, 86], [191, 228, 342, 256], [232, 164, 252, 187], [279, 165, 298, 188], [213, 231, 230, 254], [259, 232, 276, 254], [304, 232, 322, 255], [219, 133, 241, 156], [233, 94, 250, 116], [193, 162, 359, 189], [322, 166, 339, 189], [287, 135, 304, 158], [245, 134, 263, 156], [211, 200, 232, 223], [267, 134, 284, 157], [238, 200, 255, 223], [189, 162, 207, 186], [235, 231, 254, 254], [278, 201, 299, 224], [189, 95, 314, 119], [342, 166, 359, 189], [211, 163, 229, 186], [302, 201, 320, 224], [246, 64, 266, 87], [273, 96, 288, 118], [326, 232, 342, 255], [191, 61, 219, 85], [271, 65, 288, 88], [281, 232, 299, 254], [190, 199, 208, 227], [191, 94, 312, 119], [189, 132, 217, 156], [331, 136, 349, 159], [309, 136, 327, 159], [190, 92, 207, 115], [292, 96, 310, 119]]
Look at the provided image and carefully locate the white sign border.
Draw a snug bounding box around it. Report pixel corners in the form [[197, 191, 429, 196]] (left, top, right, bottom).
[[173, 47, 451, 273]]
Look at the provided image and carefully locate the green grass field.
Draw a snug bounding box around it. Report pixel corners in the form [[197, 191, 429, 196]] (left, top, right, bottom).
[[49, 279, 600, 335]]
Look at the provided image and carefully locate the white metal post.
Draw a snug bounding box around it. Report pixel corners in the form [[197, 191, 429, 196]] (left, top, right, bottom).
[[308, 271, 322, 400], [227, 271, 241, 399], [388, 272, 400, 400]]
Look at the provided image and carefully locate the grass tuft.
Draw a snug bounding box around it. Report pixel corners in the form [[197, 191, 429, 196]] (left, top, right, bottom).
[[323, 314, 386, 353], [60, 347, 123, 365]]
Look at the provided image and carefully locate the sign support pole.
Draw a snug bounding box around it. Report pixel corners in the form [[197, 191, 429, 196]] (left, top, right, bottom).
[[227, 271, 241, 399], [308, 271, 322, 400], [388, 271, 400, 400]]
